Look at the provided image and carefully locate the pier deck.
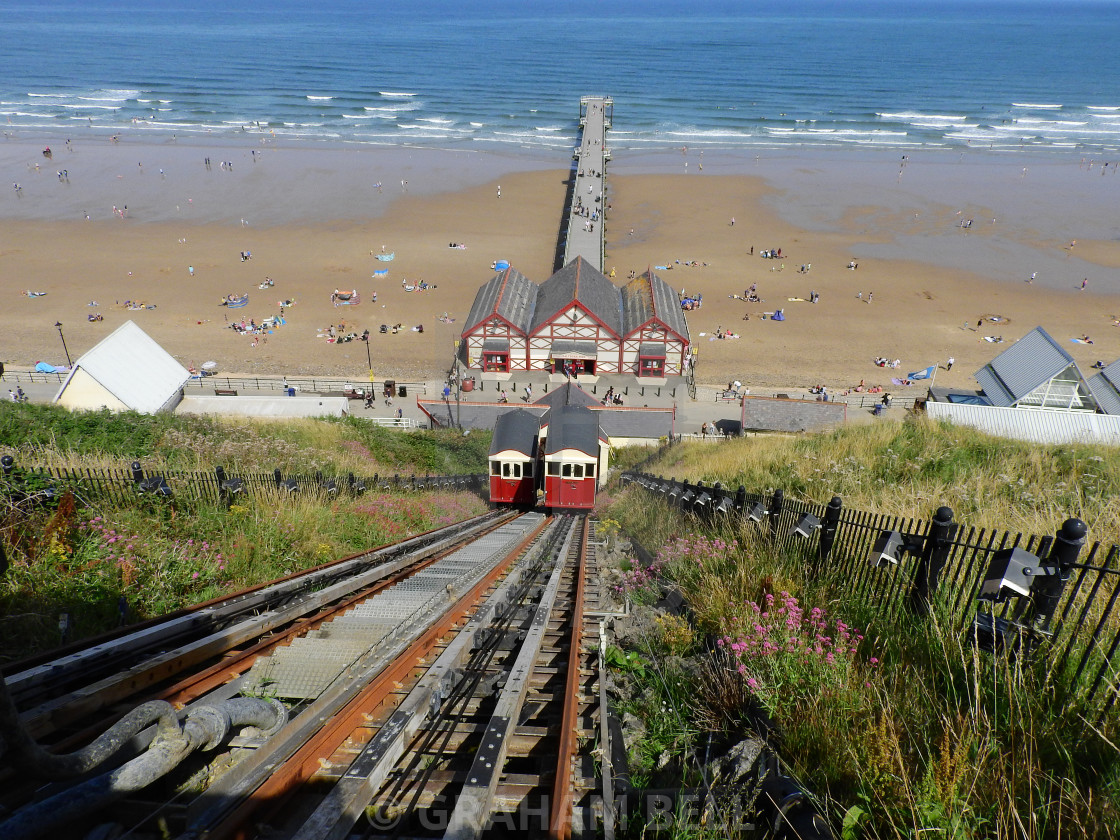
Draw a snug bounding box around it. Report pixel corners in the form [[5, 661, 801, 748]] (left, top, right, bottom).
[[563, 96, 612, 272]]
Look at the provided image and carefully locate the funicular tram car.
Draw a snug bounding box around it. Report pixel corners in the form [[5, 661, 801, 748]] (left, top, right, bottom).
[[539, 404, 608, 512], [488, 408, 541, 507]]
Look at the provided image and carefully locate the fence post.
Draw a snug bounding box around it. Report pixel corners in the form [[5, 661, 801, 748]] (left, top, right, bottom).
[[818, 496, 843, 563], [274, 468, 283, 489], [768, 489, 784, 539], [130, 461, 144, 485], [1, 454, 13, 477], [215, 465, 228, 508], [1031, 517, 1088, 631], [908, 506, 955, 615], [734, 485, 746, 515]]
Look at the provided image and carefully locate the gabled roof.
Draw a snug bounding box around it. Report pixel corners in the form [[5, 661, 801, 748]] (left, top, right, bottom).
[[534, 381, 600, 409], [596, 407, 675, 439], [531, 257, 621, 336], [489, 408, 541, 457], [54, 320, 190, 413], [974, 326, 1080, 408], [543, 404, 603, 457], [621, 269, 690, 341], [462, 267, 537, 335], [1087, 360, 1120, 416]]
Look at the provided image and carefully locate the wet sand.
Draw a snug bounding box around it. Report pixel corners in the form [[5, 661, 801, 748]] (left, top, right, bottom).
[[2, 136, 1118, 393]]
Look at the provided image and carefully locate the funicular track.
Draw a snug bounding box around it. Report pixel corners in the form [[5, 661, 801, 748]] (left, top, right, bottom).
[[3, 512, 519, 747], [1, 514, 611, 840]]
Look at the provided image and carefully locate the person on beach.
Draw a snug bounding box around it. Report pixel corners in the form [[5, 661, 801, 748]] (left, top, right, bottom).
[[946, 357, 954, 371]]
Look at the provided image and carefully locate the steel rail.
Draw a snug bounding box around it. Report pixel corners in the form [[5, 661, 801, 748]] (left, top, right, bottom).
[[549, 515, 589, 839], [27, 513, 521, 768], [182, 514, 552, 840], [5, 511, 508, 708], [445, 516, 580, 840], [287, 518, 569, 840], [14, 514, 512, 740]]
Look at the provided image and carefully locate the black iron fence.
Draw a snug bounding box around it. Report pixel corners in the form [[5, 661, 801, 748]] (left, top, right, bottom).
[[1, 455, 485, 509], [622, 471, 1120, 723]]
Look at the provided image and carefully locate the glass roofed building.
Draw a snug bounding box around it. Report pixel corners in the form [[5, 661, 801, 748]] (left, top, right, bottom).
[[974, 326, 1098, 412]]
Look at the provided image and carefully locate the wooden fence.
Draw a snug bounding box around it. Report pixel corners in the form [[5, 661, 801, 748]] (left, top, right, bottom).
[[1, 456, 484, 509], [622, 470, 1120, 723]]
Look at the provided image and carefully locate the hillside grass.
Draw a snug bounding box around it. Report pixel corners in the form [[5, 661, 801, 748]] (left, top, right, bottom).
[[604, 415, 1120, 838], [0, 402, 491, 659], [649, 415, 1120, 540], [0, 402, 492, 476]]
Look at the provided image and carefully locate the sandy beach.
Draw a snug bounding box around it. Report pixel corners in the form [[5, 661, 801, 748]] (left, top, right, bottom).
[[2, 135, 1118, 394]]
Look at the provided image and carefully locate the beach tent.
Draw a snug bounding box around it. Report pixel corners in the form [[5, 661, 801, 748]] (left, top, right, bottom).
[[493, 260, 510, 271], [53, 320, 190, 414]]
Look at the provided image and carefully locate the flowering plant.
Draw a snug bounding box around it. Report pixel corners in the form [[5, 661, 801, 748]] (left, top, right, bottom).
[[717, 591, 872, 718]]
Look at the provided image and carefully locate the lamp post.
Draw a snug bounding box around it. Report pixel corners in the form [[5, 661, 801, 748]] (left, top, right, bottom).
[[54, 321, 72, 367], [453, 340, 462, 430], [361, 328, 372, 385]]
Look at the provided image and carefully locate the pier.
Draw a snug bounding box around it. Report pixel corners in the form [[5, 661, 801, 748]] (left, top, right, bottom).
[[563, 96, 612, 271]]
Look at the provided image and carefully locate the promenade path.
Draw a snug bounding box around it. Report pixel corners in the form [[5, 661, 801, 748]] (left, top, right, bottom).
[[562, 97, 612, 271]]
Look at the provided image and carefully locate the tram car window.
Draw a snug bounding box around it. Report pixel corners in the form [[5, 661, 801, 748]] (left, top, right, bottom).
[[488, 408, 541, 507], [539, 404, 608, 512]]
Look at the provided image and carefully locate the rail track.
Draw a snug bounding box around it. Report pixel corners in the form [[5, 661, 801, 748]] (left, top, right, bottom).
[[1, 512, 614, 840]]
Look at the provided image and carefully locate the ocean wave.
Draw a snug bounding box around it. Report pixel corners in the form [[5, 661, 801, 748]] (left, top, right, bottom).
[[58, 104, 121, 110], [306, 95, 334, 101], [877, 112, 967, 122], [379, 91, 417, 98], [418, 117, 454, 124], [78, 91, 140, 102], [1087, 106, 1120, 111], [534, 125, 564, 131], [1014, 117, 1086, 126], [1012, 102, 1062, 109], [363, 104, 420, 113], [27, 92, 67, 98]]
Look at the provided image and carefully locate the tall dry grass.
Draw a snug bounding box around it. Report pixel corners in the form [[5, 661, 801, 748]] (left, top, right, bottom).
[[651, 415, 1120, 540], [606, 425, 1120, 838]]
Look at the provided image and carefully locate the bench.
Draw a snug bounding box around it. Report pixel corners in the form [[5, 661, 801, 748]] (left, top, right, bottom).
[[214, 389, 238, 396], [343, 389, 367, 400], [717, 390, 741, 402]]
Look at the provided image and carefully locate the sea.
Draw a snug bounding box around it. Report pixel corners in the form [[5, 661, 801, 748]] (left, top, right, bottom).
[[2, 0, 1119, 158]]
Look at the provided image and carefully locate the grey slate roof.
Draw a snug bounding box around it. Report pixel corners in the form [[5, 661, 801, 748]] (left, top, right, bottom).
[[974, 326, 1078, 408], [549, 339, 598, 358], [543, 404, 602, 457], [417, 398, 671, 441], [535, 381, 600, 409], [489, 408, 541, 457], [621, 270, 690, 341], [419, 401, 546, 431], [462, 267, 538, 335], [1087, 360, 1120, 416], [596, 408, 674, 439], [531, 257, 622, 336]]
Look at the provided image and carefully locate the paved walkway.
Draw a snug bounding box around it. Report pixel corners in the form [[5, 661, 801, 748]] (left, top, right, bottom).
[[563, 97, 611, 270], [1, 367, 899, 433]]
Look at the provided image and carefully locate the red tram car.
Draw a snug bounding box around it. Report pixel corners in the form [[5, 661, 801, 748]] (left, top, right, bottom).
[[488, 408, 541, 507], [539, 404, 608, 512]]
